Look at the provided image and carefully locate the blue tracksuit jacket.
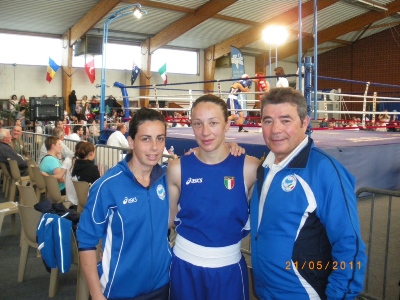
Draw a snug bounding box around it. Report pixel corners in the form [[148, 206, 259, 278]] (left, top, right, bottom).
[[76, 155, 171, 299], [250, 137, 366, 300], [37, 213, 72, 273]]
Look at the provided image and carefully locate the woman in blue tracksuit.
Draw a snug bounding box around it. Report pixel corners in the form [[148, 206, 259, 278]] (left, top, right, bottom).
[[77, 108, 171, 300]]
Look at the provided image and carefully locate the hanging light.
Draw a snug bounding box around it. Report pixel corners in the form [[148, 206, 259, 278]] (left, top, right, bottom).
[[262, 25, 289, 85], [100, 4, 147, 130], [133, 7, 143, 19], [262, 25, 289, 46]]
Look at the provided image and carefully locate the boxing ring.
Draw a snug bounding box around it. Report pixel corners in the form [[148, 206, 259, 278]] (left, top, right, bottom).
[[102, 73, 400, 193], [165, 127, 400, 192]]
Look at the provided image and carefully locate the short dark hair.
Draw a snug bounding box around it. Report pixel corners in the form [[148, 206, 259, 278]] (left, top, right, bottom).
[[274, 67, 285, 76], [261, 87, 308, 123], [191, 94, 228, 122], [73, 125, 83, 133], [74, 141, 95, 159], [44, 136, 60, 151], [128, 108, 166, 140]]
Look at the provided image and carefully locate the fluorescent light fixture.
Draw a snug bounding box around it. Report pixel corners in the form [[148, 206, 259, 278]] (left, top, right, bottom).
[[133, 7, 143, 19], [262, 25, 289, 46], [355, 0, 388, 11]]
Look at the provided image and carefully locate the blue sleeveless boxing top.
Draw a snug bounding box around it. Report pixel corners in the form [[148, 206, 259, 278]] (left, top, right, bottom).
[[175, 153, 249, 247]]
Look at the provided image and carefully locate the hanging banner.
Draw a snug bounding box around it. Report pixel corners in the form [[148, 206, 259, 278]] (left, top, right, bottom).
[[230, 46, 247, 114], [230, 46, 245, 80]]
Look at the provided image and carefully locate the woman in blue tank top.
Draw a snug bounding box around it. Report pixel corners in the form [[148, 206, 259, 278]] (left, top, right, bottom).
[[167, 94, 259, 300]]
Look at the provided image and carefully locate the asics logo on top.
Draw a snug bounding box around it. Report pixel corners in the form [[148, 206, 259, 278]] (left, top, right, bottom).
[[123, 197, 138, 204], [186, 177, 203, 185]]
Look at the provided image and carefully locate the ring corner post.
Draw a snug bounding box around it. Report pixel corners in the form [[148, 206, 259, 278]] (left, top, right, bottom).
[[305, 56, 314, 136]]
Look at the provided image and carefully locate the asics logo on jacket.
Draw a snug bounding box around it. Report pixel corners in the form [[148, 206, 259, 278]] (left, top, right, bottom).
[[123, 197, 137, 204]]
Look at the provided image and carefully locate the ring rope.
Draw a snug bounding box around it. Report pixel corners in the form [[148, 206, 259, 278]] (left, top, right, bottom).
[[107, 74, 400, 132], [109, 74, 298, 91], [318, 75, 400, 89]]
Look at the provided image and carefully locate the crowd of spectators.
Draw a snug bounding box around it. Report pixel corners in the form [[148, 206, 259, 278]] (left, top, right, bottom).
[[318, 111, 400, 132], [19, 93, 126, 145], [4, 91, 400, 135]]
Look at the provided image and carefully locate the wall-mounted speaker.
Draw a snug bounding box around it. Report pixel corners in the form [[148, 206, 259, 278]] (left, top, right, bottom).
[[29, 97, 64, 121], [74, 35, 102, 56], [215, 55, 232, 68]]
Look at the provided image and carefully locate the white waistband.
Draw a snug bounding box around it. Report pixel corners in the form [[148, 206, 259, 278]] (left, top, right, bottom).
[[173, 235, 242, 268], [229, 95, 238, 99]]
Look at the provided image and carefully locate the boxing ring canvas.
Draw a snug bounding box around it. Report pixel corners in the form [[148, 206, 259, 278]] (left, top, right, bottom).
[[166, 128, 400, 191]]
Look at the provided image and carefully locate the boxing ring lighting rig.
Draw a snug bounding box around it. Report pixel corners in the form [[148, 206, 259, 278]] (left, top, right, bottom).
[[262, 25, 289, 86], [100, 4, 147, 131]]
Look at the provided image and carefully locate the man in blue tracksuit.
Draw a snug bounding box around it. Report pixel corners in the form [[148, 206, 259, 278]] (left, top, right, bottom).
[[250, 88, 366, 300], [76, 108, 171, 299]]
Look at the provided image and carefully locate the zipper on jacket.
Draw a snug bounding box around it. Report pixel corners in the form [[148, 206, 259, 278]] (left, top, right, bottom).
[[147, 188, 154, 293]]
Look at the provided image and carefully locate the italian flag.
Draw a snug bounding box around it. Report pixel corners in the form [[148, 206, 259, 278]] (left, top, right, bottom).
[[158, 63, 167, 84], [224, 176, 235, 190]]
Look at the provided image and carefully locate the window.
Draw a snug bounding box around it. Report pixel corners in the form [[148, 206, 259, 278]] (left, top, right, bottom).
[[0, 33, 198, 75], [0, 33, 62, 65], [74, 44, 198, 75], [152, 48, 198, 75]]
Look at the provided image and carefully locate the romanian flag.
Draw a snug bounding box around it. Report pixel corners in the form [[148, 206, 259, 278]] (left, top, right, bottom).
[[46, 57, 60, 83], [158, 63, 167, 85]]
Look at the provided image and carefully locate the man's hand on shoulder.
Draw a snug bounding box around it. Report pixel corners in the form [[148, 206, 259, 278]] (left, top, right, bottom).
[[227, 142, 245, 156]]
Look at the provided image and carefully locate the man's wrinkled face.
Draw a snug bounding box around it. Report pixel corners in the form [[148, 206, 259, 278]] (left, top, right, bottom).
[[12, 127, 22, 139], [261, 103, 309, 164]]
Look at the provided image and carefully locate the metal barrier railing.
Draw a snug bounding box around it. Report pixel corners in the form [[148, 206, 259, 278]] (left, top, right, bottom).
[[21, 131, 172, 174], [21, 131, 125, 171], [239, 188, 400, 300], [94, 144, 127, 176], [21, 131, 50, 163], [356, 187, 400, 300]]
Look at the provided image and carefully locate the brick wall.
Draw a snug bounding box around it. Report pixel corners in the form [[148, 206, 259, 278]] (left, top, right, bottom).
[[318, 25, 400, 114]]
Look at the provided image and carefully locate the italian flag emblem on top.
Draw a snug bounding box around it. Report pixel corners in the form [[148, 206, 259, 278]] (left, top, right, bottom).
[[224, 176, 235, 190]]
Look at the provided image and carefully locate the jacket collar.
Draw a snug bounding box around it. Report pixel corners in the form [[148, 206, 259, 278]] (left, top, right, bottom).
[[123, 154, 165, 187], [261, 136, 314, 170], [287, 136, 313, 169]]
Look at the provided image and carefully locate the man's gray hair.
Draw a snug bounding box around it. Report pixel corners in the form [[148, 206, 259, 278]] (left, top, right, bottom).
[[261, 87, 308, 123], [52, 127, 64, 138], [0, 128, 10, 140]]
